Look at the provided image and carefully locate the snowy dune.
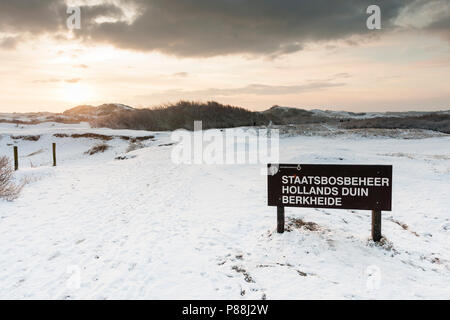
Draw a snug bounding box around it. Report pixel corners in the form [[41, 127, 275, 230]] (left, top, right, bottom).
[[0, 122, 449, 299]]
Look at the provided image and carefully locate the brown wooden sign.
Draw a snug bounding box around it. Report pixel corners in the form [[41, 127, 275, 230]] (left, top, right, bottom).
[[268, 164, 392, 211]]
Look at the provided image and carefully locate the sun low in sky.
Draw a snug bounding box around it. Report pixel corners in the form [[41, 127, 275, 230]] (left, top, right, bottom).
[[60, 82, 95, 104], [0, 0, 449, 113]]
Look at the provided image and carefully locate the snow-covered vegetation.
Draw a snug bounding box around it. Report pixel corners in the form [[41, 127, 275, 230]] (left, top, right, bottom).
[[0, 156, 23, 201]]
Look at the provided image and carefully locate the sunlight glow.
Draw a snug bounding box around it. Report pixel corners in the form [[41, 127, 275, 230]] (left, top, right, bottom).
[[61, 83, 95, 104]]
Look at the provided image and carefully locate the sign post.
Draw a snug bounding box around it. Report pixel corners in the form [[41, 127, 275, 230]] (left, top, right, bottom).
[[13, 146, 18, 171], [52, 143, 57, 167], [268, 164, 392, 242], [277, 206, 285, 233], [372, 210, 382, 242]]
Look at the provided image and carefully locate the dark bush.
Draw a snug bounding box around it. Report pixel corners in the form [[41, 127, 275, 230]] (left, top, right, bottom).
[[91, 101, 270, 131]]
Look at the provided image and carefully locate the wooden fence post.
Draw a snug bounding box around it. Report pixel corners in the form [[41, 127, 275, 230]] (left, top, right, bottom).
[[13, 146, 18, 171], [277, 206, 285, 233], [52, 143, 56, 167], [372, 210, 382, 242]]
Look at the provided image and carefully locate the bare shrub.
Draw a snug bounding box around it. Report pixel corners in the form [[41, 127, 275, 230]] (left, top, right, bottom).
[[11, 135, 41, 141], [126, 142, 145, 153], [54, 133, 154, 141], [231, 265, 255, 283], [0, 116, 87, 125], [286, 218, 320, 232], [54, 133, 113, 141], [129, 135, 155, 142], [84, 144, 110, 155], [0, 157, 23, 201]]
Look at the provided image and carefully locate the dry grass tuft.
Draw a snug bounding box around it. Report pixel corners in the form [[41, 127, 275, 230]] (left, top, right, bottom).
[[84, 144, 110, 155], [11, 135, 41, 141], [286, 218, 320, 232], [0, 156, 23, 201]]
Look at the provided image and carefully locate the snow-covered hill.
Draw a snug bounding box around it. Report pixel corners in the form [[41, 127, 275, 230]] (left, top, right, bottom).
[[0, 122, 449, 299], [311, 109, 450, 119], [63, 103, 135, 117], [268, 105, 450, 120]]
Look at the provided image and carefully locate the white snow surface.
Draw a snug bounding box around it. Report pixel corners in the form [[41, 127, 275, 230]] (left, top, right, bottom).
[[0, 122, 449, 299]]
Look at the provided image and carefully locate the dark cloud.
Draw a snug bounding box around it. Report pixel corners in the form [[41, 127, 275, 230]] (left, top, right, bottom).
[[0, 0, 448, 57], [0, 0, 123, 36], [396, 0, 450, 40], [0, 0, 65, 34], [424, 7, 450, 41], [428, 19, 450, 41], [75, 0, 408, 57]]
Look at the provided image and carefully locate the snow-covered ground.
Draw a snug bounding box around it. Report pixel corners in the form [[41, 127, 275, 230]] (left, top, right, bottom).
[[0, 122, 449, 299]]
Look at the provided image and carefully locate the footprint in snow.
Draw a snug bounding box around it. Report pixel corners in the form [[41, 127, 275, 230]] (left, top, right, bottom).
[[48, 252, 61, 261]]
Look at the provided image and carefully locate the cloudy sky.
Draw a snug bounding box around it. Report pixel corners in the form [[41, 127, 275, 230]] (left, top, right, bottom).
[[0, 0, 449, 112]]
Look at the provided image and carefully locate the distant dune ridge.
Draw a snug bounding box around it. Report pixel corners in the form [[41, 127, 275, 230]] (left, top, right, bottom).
[[63, 103, 134, 117], [1, 101, 449, 133]]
